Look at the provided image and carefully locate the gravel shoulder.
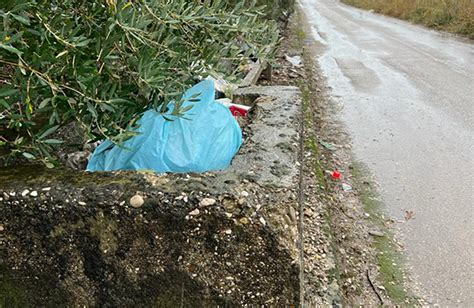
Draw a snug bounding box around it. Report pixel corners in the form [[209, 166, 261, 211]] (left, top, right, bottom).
[[268, 11, 423, 305]]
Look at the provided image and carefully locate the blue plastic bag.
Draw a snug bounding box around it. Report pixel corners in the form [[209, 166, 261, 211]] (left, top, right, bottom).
[[87, 80, 243, 173]]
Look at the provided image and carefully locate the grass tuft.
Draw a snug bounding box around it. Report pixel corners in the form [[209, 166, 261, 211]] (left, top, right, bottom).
[[342, 0, 474, 38]]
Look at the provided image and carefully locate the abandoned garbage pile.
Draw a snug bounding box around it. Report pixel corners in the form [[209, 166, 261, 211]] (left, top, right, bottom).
[[87, 80, 243, 173]]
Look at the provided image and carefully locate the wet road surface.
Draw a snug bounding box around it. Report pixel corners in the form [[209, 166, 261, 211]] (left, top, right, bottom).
[[299, 0, 474, 304]]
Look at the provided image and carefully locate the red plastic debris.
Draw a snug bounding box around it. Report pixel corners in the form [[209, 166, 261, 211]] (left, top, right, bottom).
[[229, 104, 250, 117], [331, 171, 342, 180], [216, 98, 251, 118]]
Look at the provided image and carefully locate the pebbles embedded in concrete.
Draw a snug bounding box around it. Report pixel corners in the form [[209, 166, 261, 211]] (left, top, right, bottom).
[[189, 209, 200, 216], [199, 198, 216, 207], [0, 225, 4, 232], [369, 230, 384, 237], [304, 208, 314, 217], [239, 217, 249, 225], [240, 191, 249, 197], [30, 191, 38, 197], [21, 189, 30, 197], [130, 195, 144, 208]]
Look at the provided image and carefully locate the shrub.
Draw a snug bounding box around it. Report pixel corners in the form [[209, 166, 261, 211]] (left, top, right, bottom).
[[0, 0, 279, 166], [230, 0, 295, 20]]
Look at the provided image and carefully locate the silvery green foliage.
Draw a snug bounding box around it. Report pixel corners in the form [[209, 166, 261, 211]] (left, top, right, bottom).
[[0, 0, 278, 166]]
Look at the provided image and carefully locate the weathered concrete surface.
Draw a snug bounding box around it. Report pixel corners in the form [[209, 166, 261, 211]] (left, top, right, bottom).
[[298, 0, 474, 304], [0, 87, 302, 306], [233, 86, 301, 187]]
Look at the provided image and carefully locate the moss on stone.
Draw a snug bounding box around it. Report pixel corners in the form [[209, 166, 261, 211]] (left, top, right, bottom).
[[89, 211, 118, 255], [350, 161, 420, 304], [0, 165, 139, 189], [0, 265, 69, 307], [0, 275, 29, 308]]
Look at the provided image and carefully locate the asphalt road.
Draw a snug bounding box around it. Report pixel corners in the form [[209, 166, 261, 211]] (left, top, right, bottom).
[[299, 0, 474, 304]]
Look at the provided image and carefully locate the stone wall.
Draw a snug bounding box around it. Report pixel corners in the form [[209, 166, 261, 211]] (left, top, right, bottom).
[[0, 86, 302, 306]]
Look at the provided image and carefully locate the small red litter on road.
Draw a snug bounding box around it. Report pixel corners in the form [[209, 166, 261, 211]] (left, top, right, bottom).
[[331, 171, 342, 180]]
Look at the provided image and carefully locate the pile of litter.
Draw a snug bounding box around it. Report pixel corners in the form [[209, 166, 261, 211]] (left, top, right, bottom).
[[87, 80, 245, 173]]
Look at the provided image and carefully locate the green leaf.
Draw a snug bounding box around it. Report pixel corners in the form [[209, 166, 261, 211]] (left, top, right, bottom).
[[87, 101, 98, 118], [100, 103, 115, 112], [75, 39, 92, 47], [180, 105, 194, 113], [108, 98, 131, 104], [0, 43, 23, 56], [162, 115, 174, 121], [37, 125, 59, 140], [42, 139, 63, 144], [0, 99, 10, 109], [0, 87, 18, 97], [38, 98, 51, 109], [11, 13, 30, 25], [22, 152, 36, 160]]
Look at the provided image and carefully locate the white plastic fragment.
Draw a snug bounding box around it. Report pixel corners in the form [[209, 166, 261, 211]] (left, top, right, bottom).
[[285, 54, 303, 67], [342, 183, 353, 192]]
